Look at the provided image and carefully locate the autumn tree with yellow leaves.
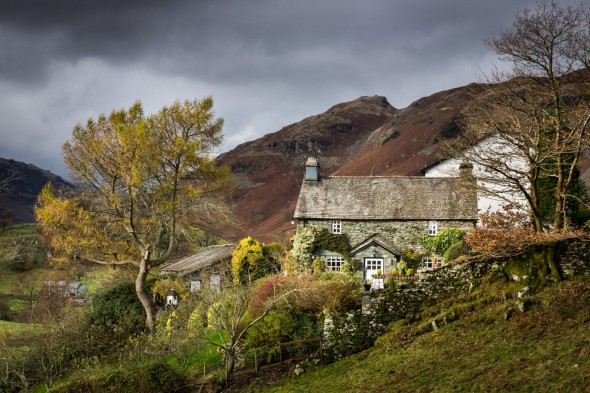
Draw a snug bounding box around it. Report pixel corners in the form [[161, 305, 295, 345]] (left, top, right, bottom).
[[35, 97, 230, 332]]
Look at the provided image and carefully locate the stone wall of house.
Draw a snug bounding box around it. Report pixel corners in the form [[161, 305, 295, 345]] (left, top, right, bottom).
[[183, 257, 232, 292], [299, 219, 475, 250], [323, 238, 590, 361]]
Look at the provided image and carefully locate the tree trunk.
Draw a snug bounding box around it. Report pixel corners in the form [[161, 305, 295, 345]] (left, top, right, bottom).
[[225, 346, 236, 382], [553, 181, 565, 231], [136, 256, 156, 333]]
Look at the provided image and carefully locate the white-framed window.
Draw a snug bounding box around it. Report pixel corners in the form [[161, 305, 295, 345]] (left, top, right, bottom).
[[422, 255, 444, 268], [324, 256, 345, 271], [190, 280, 202, 292], [332, 220, 342, 234], [428, 220, 438, 236], [365, 258, 383, 271]]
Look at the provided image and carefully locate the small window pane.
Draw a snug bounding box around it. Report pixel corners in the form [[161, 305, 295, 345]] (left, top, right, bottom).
[[332, 221, 342, 234], [428, 220, 437, 236], [324, 256, 345, 271]]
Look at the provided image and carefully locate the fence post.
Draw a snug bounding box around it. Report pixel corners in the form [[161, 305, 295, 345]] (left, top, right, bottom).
[[254, 347, 259, 373]]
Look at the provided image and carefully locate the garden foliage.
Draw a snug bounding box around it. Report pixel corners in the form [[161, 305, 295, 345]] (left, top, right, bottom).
[[419, 227, 464, 256], [467, 207, 584, 257], [91, 281, 147, 335], [231, 236, 265, 283]]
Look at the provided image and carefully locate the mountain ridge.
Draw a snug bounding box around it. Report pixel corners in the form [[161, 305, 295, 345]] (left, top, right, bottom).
[[0, 157, 73, 223], [217, 85, 483, 241]]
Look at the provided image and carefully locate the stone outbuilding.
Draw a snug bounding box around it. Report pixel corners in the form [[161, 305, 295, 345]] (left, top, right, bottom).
[[294, 157, 478, 281], [160, 244, 234, 292]]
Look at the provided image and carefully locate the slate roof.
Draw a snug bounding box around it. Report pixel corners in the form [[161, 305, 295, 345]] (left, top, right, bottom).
[[294, 176, 477, 220], [160, 244, 234, 276]]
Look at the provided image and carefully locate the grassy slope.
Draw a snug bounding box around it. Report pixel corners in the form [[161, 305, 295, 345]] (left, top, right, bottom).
[[254, 277, 590, 393]]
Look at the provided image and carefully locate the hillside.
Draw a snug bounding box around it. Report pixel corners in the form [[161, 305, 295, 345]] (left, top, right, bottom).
[[217, 87, 482, 241], [218, 78, 590, 242], [0, 158, 73, 223], [251, 276, 590, 392]]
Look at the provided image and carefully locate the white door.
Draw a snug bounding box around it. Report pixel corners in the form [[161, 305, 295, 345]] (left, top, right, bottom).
[[364, 258, 383, 280]]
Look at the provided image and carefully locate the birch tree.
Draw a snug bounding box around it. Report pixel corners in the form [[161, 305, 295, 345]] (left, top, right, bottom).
[[35, 97, 231, 332]]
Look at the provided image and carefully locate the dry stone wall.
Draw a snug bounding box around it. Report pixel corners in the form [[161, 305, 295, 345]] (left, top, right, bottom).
[[324, 238, 590, 361]]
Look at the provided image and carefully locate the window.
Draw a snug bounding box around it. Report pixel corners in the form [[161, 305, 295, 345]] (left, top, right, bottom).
[[422, 255, 443, 268], [332, 220, 342, 234], [190, 280, 201, 292], [324, 256, 345, 271], [210, 274, 221, 292], [428, 220, 437, 236], [365, 258, 383, 271]]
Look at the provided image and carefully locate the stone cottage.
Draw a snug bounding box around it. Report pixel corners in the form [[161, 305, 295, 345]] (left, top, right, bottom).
[[160, 244, 234, 292], [293, 157, 478, 281]]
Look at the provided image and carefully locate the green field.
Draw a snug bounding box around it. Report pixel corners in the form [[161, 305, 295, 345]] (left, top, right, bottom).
[[0, 320, 44, 335]]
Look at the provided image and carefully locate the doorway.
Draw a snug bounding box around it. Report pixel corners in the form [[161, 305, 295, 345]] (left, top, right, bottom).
[[364, 258, 383, 280]]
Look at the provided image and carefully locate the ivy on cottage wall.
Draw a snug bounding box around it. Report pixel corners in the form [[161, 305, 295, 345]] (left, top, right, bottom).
[[419, 227, 465, 256], [292, 225, 351, 272]]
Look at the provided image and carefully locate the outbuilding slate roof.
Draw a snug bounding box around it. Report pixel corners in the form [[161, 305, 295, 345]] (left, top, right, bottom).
[[294, 176, 477, 220], [160, 244, 234, 276]]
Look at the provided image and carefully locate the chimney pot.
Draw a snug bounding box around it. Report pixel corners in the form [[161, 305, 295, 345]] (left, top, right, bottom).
[[305, 157, 320, 181]]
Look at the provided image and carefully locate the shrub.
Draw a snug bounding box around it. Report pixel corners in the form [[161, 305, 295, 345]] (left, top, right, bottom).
[[243, 310, 297, 363], [444, 241, 467, 263], [0, 297, 11, 321], [396, 260, 407, 274], [312, 257, 326, 273], [250, 272, 360, 315], [231, 236, 265, 283], [91, 281, 146, 335], [402, 248, 424, 270], [51, 360, 187, 393], [262, 242, 285, 274], [467, 207, 584, 257], [302, 272, 361, 312], [420, 227, 465, 256]]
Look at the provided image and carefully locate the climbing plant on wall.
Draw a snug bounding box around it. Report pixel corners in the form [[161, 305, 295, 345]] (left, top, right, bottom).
[[292, 225, 351, 272], [419, 227, 465, 256]]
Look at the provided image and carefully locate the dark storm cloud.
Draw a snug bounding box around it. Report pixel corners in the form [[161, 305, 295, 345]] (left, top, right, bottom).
[[0, 0, 535, 84], [0, 0, 184, 81], [1, 0, 567, 177]]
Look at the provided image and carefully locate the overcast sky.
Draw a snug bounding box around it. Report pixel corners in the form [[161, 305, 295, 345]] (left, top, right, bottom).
[[0, 0, 572, 178]]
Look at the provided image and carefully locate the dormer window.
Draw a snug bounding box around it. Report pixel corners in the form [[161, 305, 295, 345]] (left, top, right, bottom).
[[332, 220, 342, 234], [428, 220, 437, 236]]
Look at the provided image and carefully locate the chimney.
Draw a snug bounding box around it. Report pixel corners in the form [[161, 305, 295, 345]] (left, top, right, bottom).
[[305, 157, 320, 181], [459, 159, 474, 179]]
